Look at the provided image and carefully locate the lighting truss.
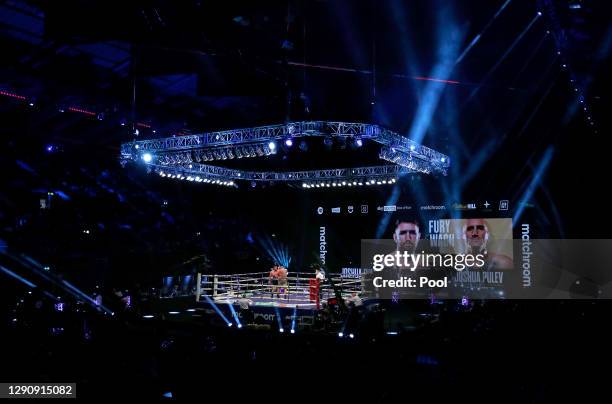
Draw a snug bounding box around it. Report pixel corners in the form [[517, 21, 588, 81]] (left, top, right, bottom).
[[120, 121, 450, 186], [379, 147, 435, 174]]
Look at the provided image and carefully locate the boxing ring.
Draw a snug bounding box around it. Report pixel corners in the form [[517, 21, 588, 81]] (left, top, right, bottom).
[[195, 272, 362, 308]]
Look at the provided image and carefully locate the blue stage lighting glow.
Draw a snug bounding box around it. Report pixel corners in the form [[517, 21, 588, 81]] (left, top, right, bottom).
[[257, 235, 292, 268], [0, 265, 37, 288], [513, 147, 554, 223], [268, 141, 276, 150], [142, 153, 153, 163], [203, 295, 232, 325], [227, 302, 242, 328], [290, 306, 297, 334], [285, 138, 293, 147], [274, 307, 284, 332], [356, 138, 363, 147]]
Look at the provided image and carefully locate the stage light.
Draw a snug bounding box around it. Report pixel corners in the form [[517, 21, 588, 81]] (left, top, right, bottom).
[[168, 311, 179, 315], [280, 328, 284, 333], [382, 180, 387, 184], [290, 329, 295, 334], [352, 181, 357, 185], [349, 333, 354, 339], [228, 302, 242, 328], [410, 145, 416, 151], [285, 138, 293, 147], [537, 11, 542, 16], [332, 182, 337, 187], [203, 295, 232, 325], [186, 309, 196, 312], [358, 182, 363, 186], [355, 138, 363, 147], [376, 181, 382, 185], [326, 183, 331, 187], [302, 183, 307, 188], [143, 315, 154, 319], [338, 332, 344, 338], [268, 142, 276, 151], [142, 153, 153, 163], [342, 181, 347, 186], [441, 157, 446, 163]]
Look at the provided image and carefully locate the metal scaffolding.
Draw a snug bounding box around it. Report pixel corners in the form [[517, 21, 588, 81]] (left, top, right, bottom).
[[121, 121, 449, 185]]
